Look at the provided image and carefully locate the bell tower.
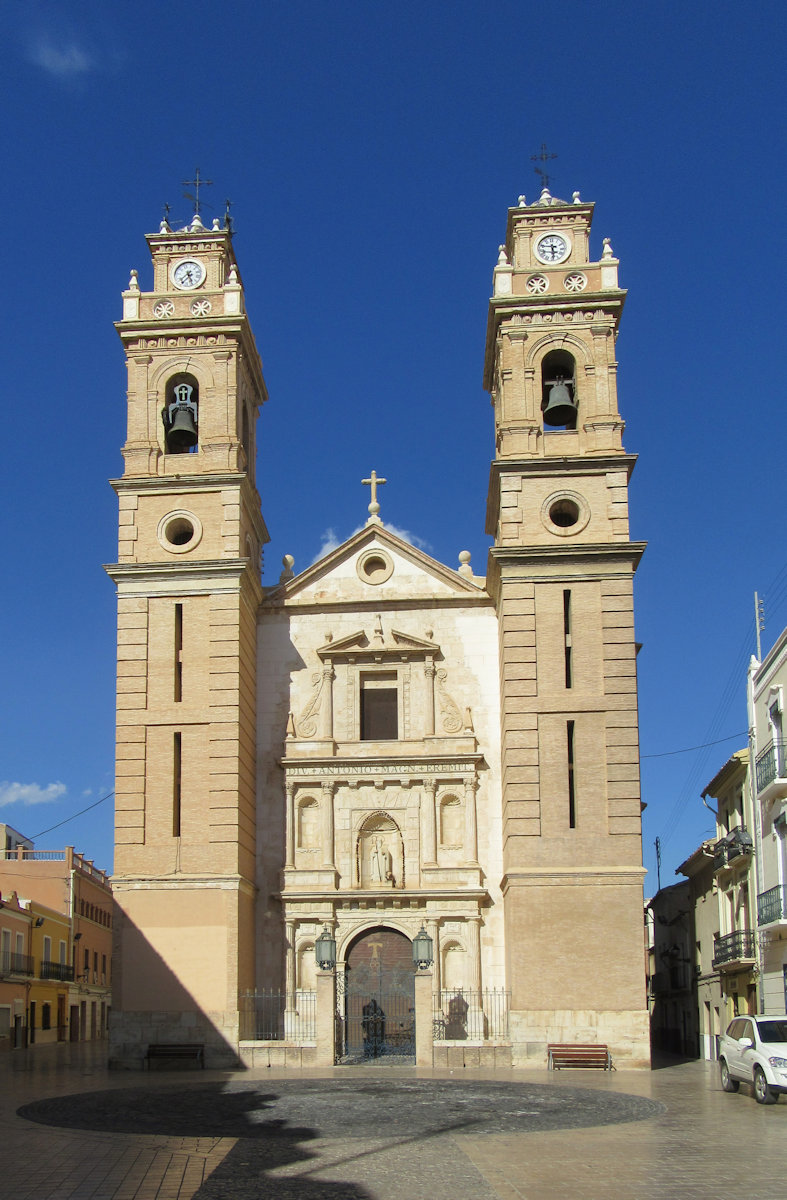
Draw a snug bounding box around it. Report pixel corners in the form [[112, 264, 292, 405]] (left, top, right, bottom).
[[106, 213, 268, 1066], [484, 188, 649, 1064]]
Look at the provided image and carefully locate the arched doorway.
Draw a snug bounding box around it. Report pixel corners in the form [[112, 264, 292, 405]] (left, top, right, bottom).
[[339, 927, 415, 1063]]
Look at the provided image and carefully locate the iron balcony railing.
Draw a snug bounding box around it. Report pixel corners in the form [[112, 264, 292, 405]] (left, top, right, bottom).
[[755, 738, 787, 793], [758, 884, 787, 926], [0, 951, 34, 977], [40, 961, 75, 982], [712, 930, 756, 968]]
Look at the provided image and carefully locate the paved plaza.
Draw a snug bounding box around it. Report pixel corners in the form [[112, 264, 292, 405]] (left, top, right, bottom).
[[2, 1044, 785, 1199]]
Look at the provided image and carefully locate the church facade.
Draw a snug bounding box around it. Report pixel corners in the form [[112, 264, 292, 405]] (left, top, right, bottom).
[[107, 188, 650, 1068]]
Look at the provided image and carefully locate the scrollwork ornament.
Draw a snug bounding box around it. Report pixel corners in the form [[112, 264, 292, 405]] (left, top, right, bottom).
[[436, 669, 463, 734], [295, 671, 324, 738]]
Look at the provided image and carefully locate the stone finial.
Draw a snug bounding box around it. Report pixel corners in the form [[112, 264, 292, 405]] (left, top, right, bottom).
[[572, 191, 581, 204], [362, 470, 387, 526], [463, 706, 474, 733], [539, 186, 552, 204], [128, 269, 139, 291], [425, 628, 434, 640], [285, 711, 296, 738], [518, 194, 527, 207], [159, 218, 170, 233], [189, 213, 205, 231], [497, 245, 509, 266], [602, 237, 614, 259], [227, 263, 239, 286], [324, 632, 333, 643], [280, 554, 295, 582], [458, 550, 473, 580], [373, 614, 384, 645], [212, 218, 221, 230]]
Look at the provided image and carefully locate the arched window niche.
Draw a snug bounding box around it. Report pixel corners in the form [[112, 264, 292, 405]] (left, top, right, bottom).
[[162, 372, 199, 454], [438, 794, 464, 855], [296, 796, 320, 852], [540, 349, 577, 430]]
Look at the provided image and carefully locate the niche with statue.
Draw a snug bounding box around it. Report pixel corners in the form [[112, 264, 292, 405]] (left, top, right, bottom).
[[357, 812, 404, 889]]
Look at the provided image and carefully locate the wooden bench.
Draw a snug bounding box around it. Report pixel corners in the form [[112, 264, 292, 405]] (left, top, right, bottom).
[[547, 1043, 614, 1070], [145, 1043, 204, 1069]]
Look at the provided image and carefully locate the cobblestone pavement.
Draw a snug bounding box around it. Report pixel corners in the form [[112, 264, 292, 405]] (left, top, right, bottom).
[[2, 1043, 785, 1200]]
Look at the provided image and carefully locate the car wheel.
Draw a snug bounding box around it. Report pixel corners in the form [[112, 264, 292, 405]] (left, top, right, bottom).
[[753, 1066, 778, 1105], [720, 1058, 739, 1093]]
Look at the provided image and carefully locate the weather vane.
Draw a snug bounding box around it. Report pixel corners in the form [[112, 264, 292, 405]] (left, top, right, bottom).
[[182, 167, 213, 216], [531, 143, 557, 189], [224, 197, 235, 233]]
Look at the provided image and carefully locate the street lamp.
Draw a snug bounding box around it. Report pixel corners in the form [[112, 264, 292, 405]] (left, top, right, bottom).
[[315, 925, 336, 971], [412, 926, 434, 970]]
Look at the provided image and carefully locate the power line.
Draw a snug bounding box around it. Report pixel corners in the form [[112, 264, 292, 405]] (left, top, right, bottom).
[[28, 791, 114, 841], [641, 731, 747, 760]]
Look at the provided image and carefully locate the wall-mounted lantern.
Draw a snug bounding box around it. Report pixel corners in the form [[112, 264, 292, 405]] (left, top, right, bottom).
[[315, 925, 336, 971], [412, 925, 434, 970]]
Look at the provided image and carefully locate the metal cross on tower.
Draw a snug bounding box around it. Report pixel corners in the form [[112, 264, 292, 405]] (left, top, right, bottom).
[[362, 470, 387, 525], [531, 143, 558, 189], [182, 168, 213, 216]]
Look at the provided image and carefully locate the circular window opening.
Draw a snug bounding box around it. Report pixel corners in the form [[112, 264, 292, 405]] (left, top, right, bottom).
[[549, 499, 580, 528], [356, 549, 394, 585], [165, 517, 195, 546]]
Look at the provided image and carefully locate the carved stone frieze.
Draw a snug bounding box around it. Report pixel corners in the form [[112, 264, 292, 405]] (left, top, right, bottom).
[[295, 671, 324, 738]]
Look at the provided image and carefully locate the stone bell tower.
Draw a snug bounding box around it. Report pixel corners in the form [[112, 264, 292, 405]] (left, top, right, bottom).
[[484, 188, 649, 1064], [106, 212, 268, 1066]]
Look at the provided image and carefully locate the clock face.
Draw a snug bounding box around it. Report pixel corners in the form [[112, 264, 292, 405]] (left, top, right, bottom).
[[171, 259, 206, 290], [534, 233, 570, 265]]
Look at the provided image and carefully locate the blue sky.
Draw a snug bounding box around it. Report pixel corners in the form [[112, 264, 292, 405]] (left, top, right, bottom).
[[1, 0, 785, 891]]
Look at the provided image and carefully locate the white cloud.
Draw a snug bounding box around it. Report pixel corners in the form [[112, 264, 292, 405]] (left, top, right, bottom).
[[27, 36, 94, 78], [311, 523, 431, 565], [0, 781, 67, 807]]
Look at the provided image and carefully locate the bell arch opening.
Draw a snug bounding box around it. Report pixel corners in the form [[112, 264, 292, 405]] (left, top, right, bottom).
[[163, 372, 199, 454], [540, 349, 577, 429]]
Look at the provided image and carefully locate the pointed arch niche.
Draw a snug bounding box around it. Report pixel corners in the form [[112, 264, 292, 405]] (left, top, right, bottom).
[[356, 811, 405, 889]]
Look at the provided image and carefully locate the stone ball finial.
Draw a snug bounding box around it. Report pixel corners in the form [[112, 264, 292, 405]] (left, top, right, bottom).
[[128, 269, 139, 291], [518, 194, 527, 207], [458, 550, 473, 580], [279, 554, 295, 582], [572, 191, 581, 204], [227, 263, 239, 286], [212, 218, 221, 230], [602, 237, 614, 259], [497, 245, 509, 266]]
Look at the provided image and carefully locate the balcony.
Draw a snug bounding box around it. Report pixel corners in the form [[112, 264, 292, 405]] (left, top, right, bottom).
[[0, 951, 34, 977], [712, 930, 756, 971], [758, 884, 787, 928], [713, 828, 754, 874], [40, 961, 75, 982], [756, 739, 787, 804]]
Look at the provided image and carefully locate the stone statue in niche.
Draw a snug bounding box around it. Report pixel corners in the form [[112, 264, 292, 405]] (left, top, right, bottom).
[[369, 836, 393, 886]]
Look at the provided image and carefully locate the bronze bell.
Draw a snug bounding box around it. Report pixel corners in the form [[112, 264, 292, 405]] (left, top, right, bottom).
[[166, 405, 198, 452], [542, 378, 577, 427]]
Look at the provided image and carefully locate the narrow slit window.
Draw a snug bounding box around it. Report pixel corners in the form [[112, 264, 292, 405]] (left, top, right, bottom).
[[567, 720, 576, 829], [174, 603, 183, 703], [563, 589, 572, 688], [173, 731, 182, 837]]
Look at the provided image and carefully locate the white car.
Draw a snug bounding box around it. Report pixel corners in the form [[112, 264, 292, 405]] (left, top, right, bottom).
[[719, 1014, 787, 1104]]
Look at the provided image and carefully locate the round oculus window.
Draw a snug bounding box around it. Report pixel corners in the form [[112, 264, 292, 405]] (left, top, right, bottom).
[[356, 549, 394, 585], [541, 491, 590, 537], [157, 509, 203, 554]]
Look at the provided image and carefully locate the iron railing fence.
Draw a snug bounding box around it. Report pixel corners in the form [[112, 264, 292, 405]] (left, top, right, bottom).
[[0, 952, 34, 977], [758, 884, 787, 926], [239, 989, 316, 1042], [755, 739, 787, 793], [712, 930, 756, 968], [432, 988, 510, 1041], [40, 961, 75, 982]]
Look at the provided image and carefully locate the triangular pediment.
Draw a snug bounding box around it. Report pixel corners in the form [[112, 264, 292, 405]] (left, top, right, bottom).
[[316, 626, 442, 661], [264, 522, 486, 608]]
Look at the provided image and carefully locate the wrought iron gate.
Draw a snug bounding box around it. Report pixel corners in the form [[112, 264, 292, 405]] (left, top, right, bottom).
[[336, 961, 415, 1064]]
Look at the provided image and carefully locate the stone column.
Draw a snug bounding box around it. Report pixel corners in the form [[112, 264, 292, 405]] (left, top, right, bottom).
[[466, 915, 484, 1040], [318, 663, 334, 739], [285, 782, 295, 868], [414, 969, 434, 1068], [427, 919, 441, 996], [464, 775, 479, 863], [284, 920, 297, 1037], [315, 968, 336, 1067], [321, 782, 335, 869], [424, 659, 436, 736], [422, 780, 437, 866]]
